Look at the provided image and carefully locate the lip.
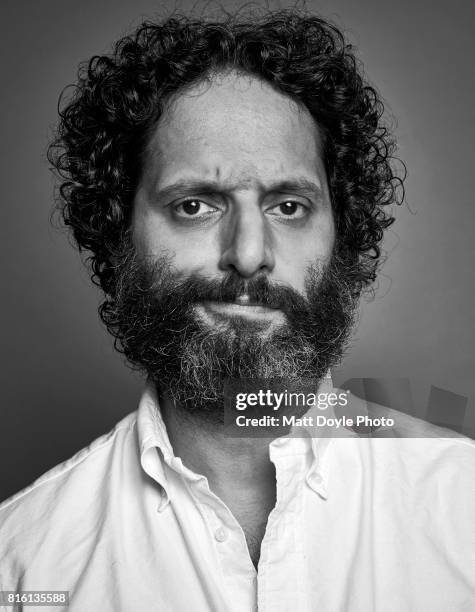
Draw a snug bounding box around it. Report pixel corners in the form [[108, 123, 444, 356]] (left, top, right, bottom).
[[201, 301, 282, 321]]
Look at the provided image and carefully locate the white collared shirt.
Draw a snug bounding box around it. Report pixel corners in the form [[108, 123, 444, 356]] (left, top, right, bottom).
[[1, 384, 474, 611]]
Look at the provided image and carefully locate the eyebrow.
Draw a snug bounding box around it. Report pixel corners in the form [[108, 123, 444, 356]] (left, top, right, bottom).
[[154, 178, 324, 201]]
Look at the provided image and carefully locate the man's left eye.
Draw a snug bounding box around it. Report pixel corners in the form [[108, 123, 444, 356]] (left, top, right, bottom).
[[267, 201, 308, 219]]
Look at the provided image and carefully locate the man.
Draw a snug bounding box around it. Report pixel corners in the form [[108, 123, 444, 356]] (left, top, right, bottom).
[[0, 9, 474, 612]]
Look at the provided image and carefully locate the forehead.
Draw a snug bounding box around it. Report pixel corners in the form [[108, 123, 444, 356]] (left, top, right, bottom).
[[142, 71, 325, 189]]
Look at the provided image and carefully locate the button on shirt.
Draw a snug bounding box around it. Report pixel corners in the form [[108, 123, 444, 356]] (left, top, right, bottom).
[[1, 384, 474, 611]]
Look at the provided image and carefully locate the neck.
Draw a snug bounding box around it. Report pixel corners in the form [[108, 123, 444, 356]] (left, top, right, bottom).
[[159, 392, 276, 499], [160, 392, 277, 568]]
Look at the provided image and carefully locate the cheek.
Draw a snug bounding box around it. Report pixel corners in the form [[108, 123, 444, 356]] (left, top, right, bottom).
[[132, 211, 220, 273], [274, 216, 335, 293], [309, 211, 336, 264], [171, 236, 220, 273]]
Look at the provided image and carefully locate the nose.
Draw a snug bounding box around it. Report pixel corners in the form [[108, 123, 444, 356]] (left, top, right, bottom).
[[218, 204, 275, 278]]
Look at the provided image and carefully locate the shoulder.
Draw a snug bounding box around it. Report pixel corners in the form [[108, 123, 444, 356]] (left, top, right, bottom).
[[335, 392, 475, 488], [352, 401, 475, 515], [333, 399, 475, 540], [0, 411, 138, 566], [365, 400, 475, 463], [369, 402, 475, 462], [368, 400, 473, 439]]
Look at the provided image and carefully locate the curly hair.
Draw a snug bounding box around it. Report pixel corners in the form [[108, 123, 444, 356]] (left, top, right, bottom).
[[48, 9, 404, 299]]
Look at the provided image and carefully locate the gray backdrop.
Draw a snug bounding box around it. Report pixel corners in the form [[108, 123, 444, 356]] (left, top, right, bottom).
[[2, 0, 474, 501]]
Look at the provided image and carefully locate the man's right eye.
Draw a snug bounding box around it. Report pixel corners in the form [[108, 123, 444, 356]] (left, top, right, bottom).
[[172, 199, 219, 218]]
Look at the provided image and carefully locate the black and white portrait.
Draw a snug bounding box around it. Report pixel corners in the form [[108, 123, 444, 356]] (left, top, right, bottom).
[[1, 1, 474, 610]]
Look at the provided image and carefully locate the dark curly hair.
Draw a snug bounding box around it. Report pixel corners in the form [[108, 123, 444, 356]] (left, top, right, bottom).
[[48, 9, 404, 300]]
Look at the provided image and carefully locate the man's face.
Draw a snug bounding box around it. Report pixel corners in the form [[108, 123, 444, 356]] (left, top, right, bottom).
[[132, 71, 335, 328], [118, 70, 356, 419]]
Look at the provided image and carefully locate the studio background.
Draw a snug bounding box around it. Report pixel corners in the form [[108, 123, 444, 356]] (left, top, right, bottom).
[[1, 0, 474, 502]]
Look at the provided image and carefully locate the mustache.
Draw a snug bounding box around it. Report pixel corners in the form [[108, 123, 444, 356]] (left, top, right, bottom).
[[148, 270, 311, 316]]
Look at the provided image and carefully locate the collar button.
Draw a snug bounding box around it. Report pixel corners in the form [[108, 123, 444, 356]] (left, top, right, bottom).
[[214, 527, 228, 543]]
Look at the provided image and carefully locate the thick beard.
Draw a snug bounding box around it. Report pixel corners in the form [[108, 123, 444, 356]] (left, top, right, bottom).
[[101, 239, 360, 421]]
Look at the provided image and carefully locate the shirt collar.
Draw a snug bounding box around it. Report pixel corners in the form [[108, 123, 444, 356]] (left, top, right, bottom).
[[268, 372, 335, 499], [136, 374, 337, 507], [137, 384, 173, 511]]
